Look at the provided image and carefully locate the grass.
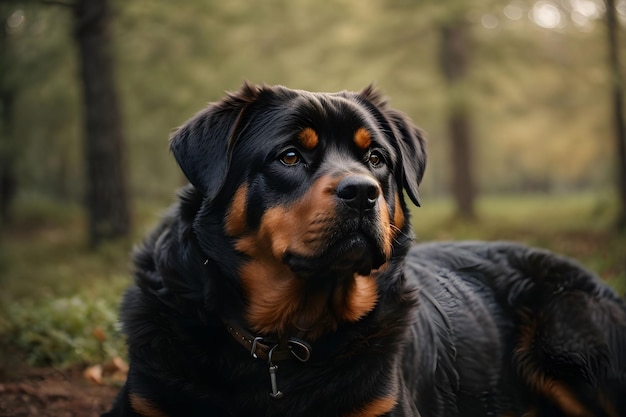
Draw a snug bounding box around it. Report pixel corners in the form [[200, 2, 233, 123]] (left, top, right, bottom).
[[0, 199, 165, 367], [0, 192, 624, 367]]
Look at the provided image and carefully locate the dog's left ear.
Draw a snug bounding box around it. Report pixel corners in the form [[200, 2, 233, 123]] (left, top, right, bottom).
[[170, 82, 260, 201], [385, 109, 427, 207], [358, 86, 427, 207]]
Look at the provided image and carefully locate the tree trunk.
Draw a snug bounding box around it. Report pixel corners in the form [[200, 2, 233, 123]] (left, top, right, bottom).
[[440, 20, 476, 219], [605, 0, 626, 231], [0, 89, 17, 226], [74, 0, 131, 246], [0, 8, 17, 227], [449, 110, 475, 218]]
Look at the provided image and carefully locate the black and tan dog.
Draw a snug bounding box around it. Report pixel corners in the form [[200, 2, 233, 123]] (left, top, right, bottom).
[[103, 83, 626, 417]]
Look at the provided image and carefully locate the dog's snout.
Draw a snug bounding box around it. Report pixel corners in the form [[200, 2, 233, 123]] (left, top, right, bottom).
[[336, 176, 380, 213]]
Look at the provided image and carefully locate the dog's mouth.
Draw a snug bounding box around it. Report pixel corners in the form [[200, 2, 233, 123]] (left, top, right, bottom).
[[283, 230, 387, 278]]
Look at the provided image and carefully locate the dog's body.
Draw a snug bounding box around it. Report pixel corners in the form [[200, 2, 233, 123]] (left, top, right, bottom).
[[104, 84, 626, 417]]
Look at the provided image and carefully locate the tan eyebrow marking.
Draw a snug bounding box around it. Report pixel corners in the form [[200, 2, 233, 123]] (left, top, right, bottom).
[[298, 127, 319, 149], [354, 127, 372, 150]]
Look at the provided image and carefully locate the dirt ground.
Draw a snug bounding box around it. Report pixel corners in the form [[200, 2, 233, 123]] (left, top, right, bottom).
[[0, 363, 119, 417]]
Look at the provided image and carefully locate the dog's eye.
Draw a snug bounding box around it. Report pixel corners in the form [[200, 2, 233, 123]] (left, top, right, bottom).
[[368, 150, 383, 167], [279, 149, 301, 166]]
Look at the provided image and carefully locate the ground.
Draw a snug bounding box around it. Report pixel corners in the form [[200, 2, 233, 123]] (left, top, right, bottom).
[[0, 360, 118, 417]]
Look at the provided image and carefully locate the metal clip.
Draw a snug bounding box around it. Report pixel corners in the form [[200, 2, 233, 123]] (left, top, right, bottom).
[[268, 345, 283, 399], [250, 337, 263, 359], [268, 364, 282, 399]]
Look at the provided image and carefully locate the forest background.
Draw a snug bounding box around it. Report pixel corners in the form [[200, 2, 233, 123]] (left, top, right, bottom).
[[0, 0, 625, 373]]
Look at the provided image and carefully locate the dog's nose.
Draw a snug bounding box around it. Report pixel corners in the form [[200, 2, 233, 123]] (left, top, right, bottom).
[[336, 176, 380, 213]]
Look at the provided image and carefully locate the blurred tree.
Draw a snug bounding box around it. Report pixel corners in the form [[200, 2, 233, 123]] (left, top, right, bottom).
[[0, 7, 18, 226], [439, 13, 476, 219], [0, 0, 129, 245], [605, 0, 626, 230], [74, 0, 130, 246]]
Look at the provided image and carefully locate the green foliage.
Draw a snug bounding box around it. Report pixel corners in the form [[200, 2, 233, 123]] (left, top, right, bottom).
[[0, 198, 132, 367], [0, 295, 125, 367]]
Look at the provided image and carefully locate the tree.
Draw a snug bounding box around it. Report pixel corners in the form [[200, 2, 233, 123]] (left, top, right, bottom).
[[0, 7, 18, 226], [0, 0, 130, 245], [605, 0, 626, 230], [74, 0, 130, 246], [439, 15, 476, 219]]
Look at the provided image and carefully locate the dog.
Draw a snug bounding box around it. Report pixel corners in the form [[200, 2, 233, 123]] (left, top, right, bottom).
[[103, 83, 626, 417]]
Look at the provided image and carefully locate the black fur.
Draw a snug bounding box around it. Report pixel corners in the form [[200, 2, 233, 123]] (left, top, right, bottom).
[[103, 84, 626, 417]]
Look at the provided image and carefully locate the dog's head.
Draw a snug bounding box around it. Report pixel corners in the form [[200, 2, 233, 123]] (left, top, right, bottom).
[[170, 83, 426, 337]]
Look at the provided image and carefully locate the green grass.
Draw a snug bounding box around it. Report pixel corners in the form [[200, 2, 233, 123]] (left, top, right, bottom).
[[0, 192, 624, 368], [0, 199, 164, 367]]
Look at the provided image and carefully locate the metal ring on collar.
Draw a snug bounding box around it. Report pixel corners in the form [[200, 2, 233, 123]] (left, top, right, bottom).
[[287, 338, 311, 362]]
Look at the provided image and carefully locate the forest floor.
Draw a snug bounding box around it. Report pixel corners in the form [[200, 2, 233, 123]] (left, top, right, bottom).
[[0, 349, 118, 417]]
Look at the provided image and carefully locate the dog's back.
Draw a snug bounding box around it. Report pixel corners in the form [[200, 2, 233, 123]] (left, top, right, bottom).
[[403, 241, 626, 417]]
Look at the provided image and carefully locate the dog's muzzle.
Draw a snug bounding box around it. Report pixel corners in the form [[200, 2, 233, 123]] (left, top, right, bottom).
[[284, 175, 387, 277]]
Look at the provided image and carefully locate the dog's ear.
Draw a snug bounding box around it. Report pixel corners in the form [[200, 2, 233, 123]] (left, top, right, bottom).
[[170, 83, 260, 201], [386, 109, 427, 207], [359, 86, 427, 207]]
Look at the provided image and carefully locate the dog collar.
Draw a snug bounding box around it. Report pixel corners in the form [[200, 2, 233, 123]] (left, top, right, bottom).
[[224, 321, 312, 363], [224, 321, 312, 399]]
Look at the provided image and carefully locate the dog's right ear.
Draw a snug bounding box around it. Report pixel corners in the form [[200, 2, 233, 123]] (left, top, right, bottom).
[[170, 83, 260, 201]]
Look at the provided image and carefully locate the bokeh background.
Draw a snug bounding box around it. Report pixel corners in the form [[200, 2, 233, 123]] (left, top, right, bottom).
[[0, 0, 625, 372]]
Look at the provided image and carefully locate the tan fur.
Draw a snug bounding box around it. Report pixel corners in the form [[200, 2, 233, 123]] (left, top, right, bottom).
[[516, 320, 593, 417], [298, 127, 319, 149], [130, 393, 170, 417], [234, 174, 394, 338], [344, 395, 398, 417], [354, 127, 372, 150], [224, 184, 248, 236], [393, 192, 404, 231]]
